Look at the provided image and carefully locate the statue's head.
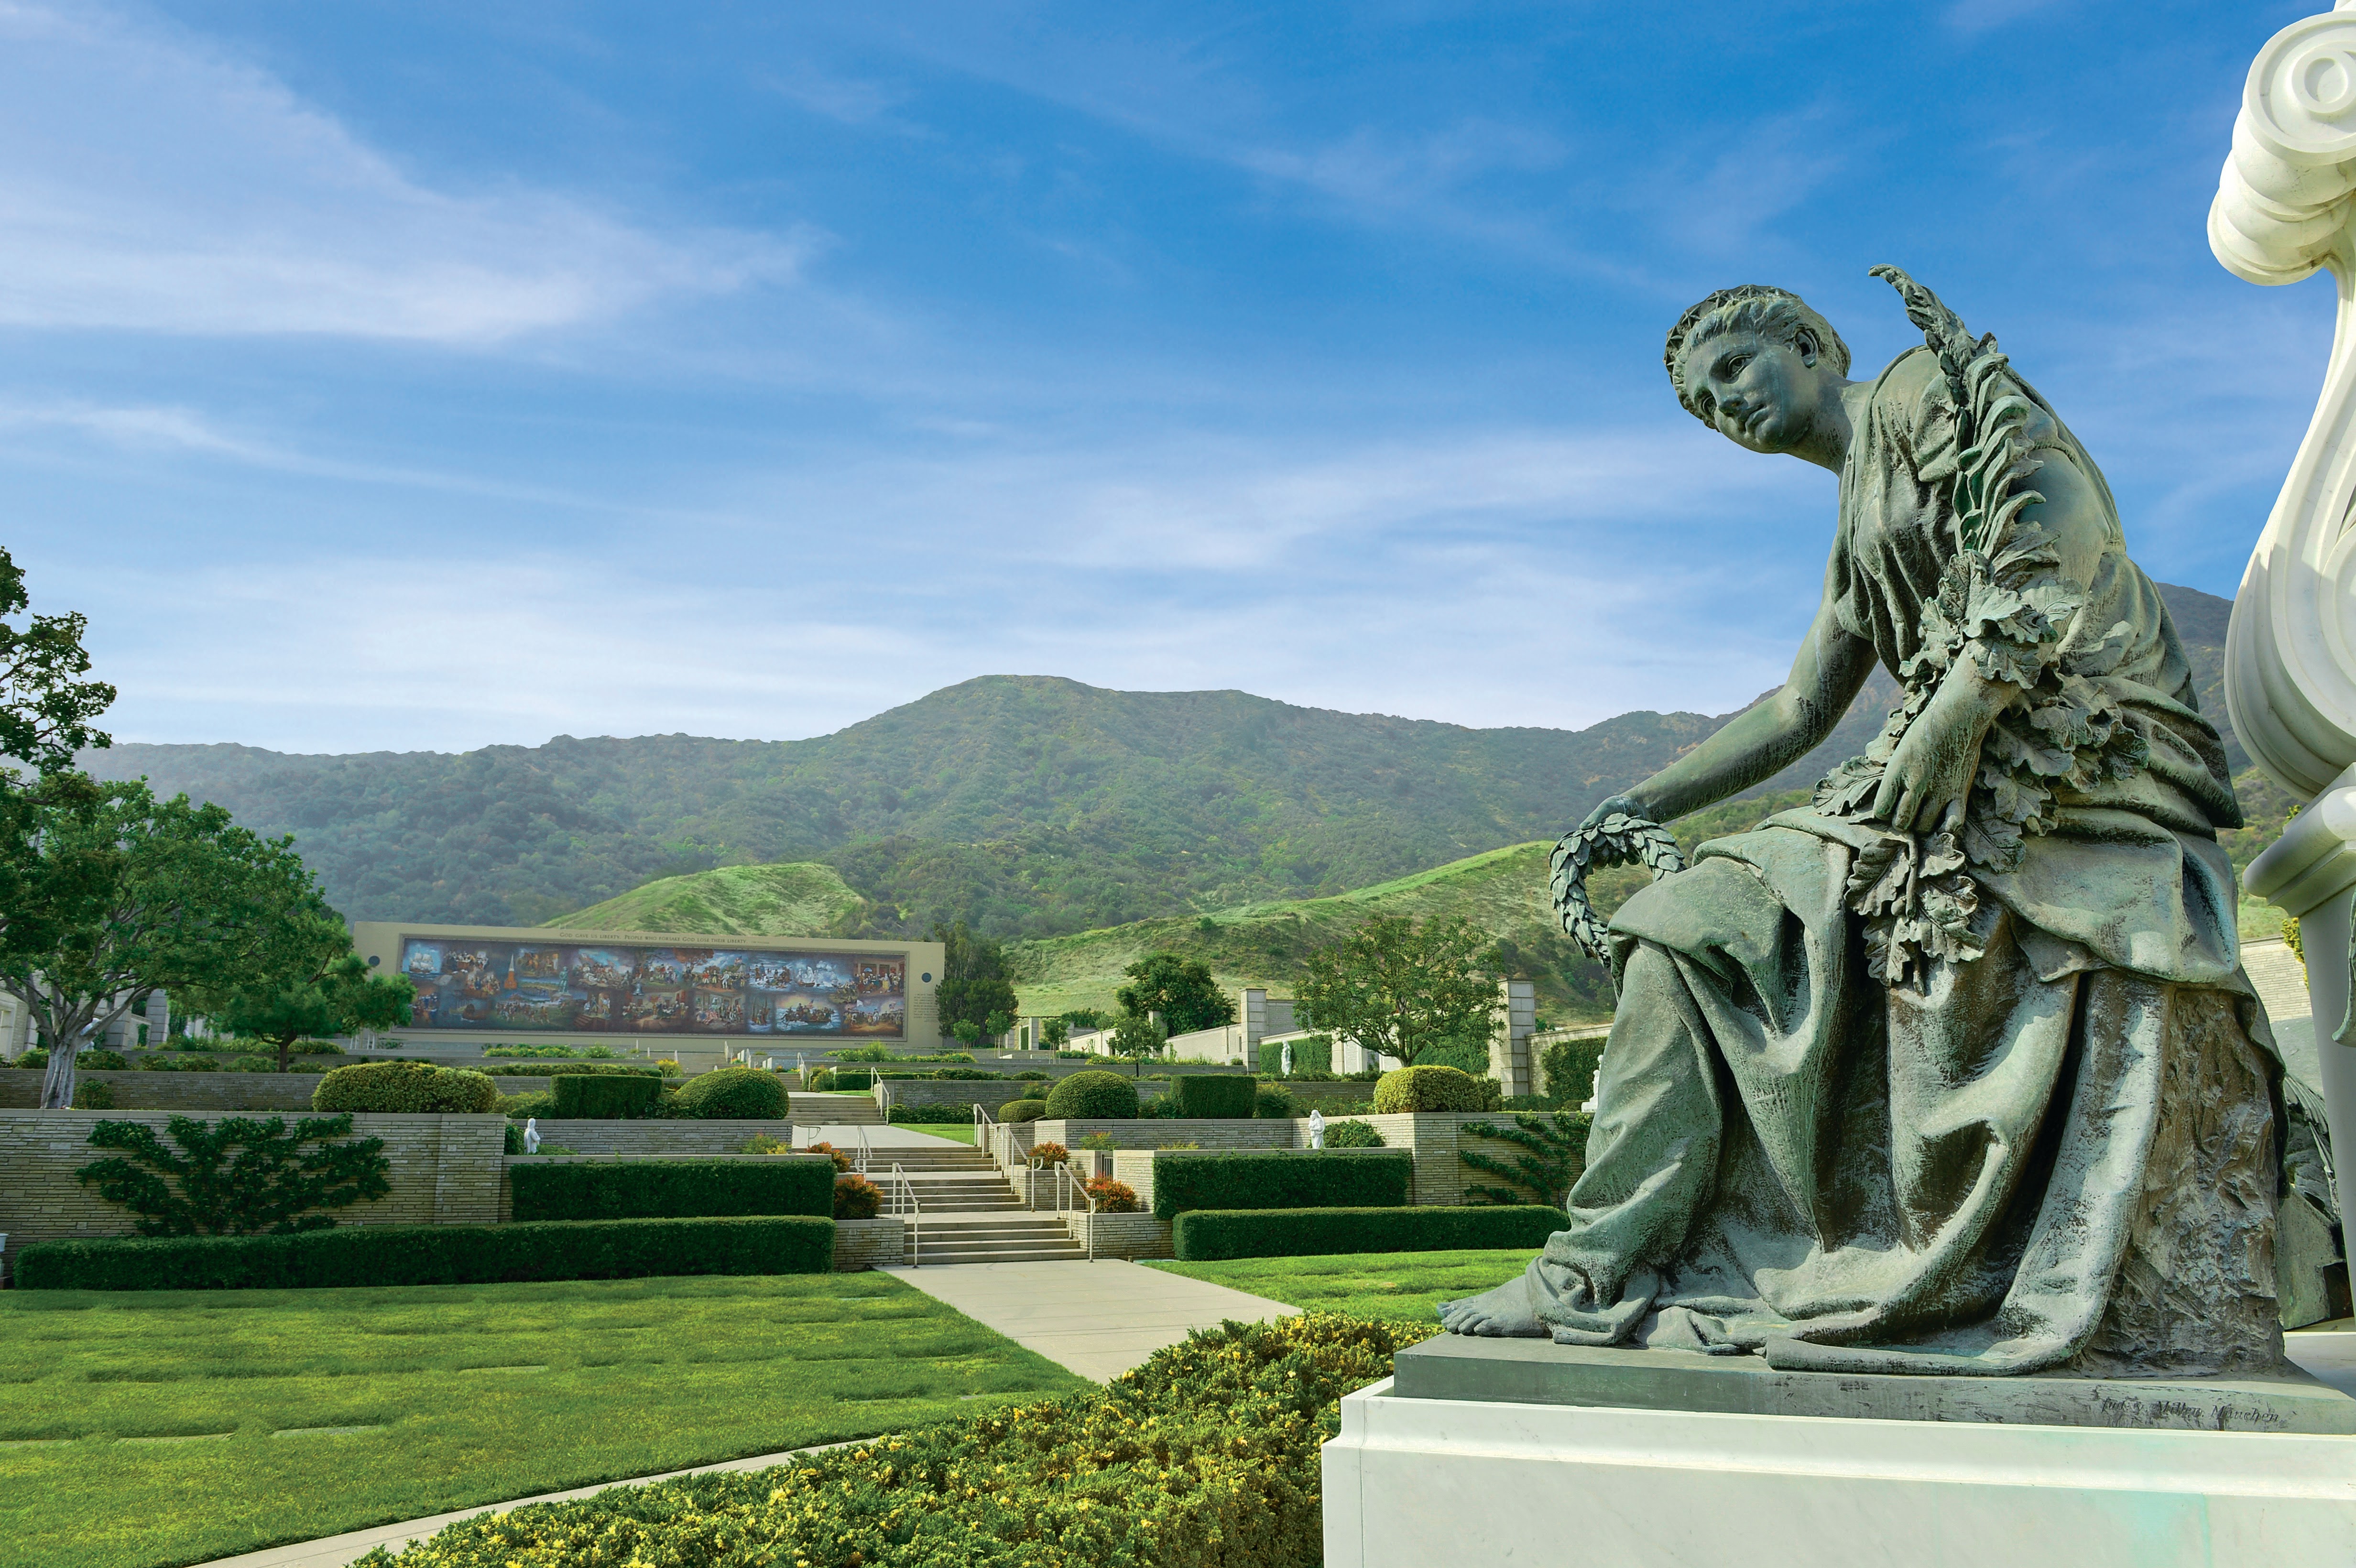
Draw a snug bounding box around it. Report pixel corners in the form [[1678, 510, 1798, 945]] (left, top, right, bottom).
[[1665, 285, 1851, 455]]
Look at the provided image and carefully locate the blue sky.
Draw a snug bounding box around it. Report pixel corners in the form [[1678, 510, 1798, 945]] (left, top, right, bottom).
[[1, 0, 2331, 752]]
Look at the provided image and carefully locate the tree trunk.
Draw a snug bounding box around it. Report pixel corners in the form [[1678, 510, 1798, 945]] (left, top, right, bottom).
[[278, 1036, 293, 1074], [37, 1044, 73, 1110]]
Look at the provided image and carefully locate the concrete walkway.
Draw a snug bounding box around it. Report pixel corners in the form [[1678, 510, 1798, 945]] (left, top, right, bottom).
[[883, 1258, 1299, 1383], [188, 1439, 862, 1568]]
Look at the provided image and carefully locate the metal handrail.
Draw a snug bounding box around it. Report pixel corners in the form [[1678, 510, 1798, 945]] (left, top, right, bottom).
[[885, 1161, 920, 1268], [852, 1122, 871, 1175], [1052, 1157, 1099, 1262]]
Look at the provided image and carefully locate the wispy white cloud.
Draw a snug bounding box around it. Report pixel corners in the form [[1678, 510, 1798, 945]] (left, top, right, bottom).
[[0, 2, 804, 342]]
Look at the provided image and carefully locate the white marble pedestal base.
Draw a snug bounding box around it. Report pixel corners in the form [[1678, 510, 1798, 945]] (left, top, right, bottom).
[[1322, 1376, 2356, 1567]]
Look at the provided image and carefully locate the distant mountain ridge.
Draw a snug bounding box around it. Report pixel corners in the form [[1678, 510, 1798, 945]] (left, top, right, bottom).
[[79, 584, 2239, 946]]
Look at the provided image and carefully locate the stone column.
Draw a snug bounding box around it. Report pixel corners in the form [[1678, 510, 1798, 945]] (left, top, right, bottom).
[[1240, 987, 1268, 1067], [1487, 978, 1535, 1099], [2212, 6, 2356, 1191]]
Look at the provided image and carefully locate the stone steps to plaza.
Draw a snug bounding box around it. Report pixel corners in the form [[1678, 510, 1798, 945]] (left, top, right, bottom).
[[910, 1213, 1087, 1264]]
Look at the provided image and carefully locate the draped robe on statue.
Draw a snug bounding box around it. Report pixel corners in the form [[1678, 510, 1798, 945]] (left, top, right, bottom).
[[1506, 347, 2284, 1376]]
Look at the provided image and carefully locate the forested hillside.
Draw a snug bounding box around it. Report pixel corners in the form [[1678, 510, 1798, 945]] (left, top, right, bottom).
[[80, 584, 2242, 944]]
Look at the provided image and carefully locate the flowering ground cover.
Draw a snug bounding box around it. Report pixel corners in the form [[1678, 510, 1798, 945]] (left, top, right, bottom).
[[358, 1311, 1430, 1568], [1142, 1248, 1532, 1323], [0, 1273, 1086, 1568]]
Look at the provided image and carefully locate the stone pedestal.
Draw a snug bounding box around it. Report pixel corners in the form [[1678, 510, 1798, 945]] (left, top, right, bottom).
[[1323, 1338, 2356, 1567]]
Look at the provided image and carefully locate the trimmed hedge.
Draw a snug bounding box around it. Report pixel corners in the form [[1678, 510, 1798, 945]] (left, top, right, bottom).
[[482, 1062, 663, 1080], [312, 1061, 501, 1114], [507, 1157, 834, 1221], [1150, 1148, 1413, 1219], [551, 1074, 664, 1120], [886, 1102, 975, 1124], [828, 1069, 874, 1091], [1044, 1070, 1140, 1120], [1323, 1118, 1386, 1148], [1372, 1064, 1498, 1113], [15, 1215, 836, 1290], [1172, 1204, 1562, 1261], [1254, 1084, 1300, 1119], [1000, 1098, 1047, 1123], [1173, 1075, 1257, 1118], [674, 1068, 788, 1121]]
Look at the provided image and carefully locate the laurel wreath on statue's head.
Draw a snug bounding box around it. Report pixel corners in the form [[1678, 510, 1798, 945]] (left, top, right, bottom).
[[1549, 812, 1686, 985]]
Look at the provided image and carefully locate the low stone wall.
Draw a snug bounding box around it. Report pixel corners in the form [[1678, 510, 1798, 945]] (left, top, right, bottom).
[[833, 1216, 906, 1271], [1061, 1210, 1173, 1259], [1031, 1118, 1299, 1153], [0, 1070, 327, 1111], [880, 1080, 1051, 1114], [520, 1119, 793, 1155], [0, 1110, 505, 1271]]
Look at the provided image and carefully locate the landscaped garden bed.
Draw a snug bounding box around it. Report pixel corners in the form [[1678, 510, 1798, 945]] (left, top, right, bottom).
[[351, 1311, 1430, 1568], [0, 1274, 1087, 1568]]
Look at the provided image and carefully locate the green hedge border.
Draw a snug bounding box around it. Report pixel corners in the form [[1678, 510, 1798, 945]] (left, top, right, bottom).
[[507, 1157, 834, 1221], [1150, 1149, 1412, 1219], [1171, 1205, 1560, 1261], [15, 1215, 835, 1290]]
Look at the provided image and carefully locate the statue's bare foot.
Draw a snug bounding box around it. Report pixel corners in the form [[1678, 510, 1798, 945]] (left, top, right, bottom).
[[1437, 1276, 1545, 1337]]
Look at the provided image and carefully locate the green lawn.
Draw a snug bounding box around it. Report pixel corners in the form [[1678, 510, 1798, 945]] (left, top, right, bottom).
[[1142, 1249, 1531, 1323], [898, 1123, 978, 1144], [0, 1273, 1086, 1568]]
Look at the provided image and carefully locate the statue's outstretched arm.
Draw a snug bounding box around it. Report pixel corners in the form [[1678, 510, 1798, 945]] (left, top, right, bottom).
[[1604, 587, 1876, 827]]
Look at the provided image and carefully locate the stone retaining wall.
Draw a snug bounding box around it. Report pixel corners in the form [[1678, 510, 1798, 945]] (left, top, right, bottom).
[[1030, 1118, 1299, 1152], [520, 1119, 793, 1155], [832, 1216, 907, 1271], [0, 1070, 327, 1111], [0, 1110, 505, 1272], [1060, 1210, 1173, 1259], [879, 1080, 1051, 1114]]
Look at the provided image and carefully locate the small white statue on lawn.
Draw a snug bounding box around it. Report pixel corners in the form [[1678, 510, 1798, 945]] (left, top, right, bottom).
[[523, 1117, 542, 1155], [1308, 1108, 1325, 1150]]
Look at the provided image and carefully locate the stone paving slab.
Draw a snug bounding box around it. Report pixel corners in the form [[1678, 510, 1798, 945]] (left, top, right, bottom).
[[881, 1258, 1298, 1383]]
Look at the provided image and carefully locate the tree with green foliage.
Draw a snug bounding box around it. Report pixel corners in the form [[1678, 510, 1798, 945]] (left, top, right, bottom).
[[206, 910, 416, 1072], [1294, 913, 1502, 1068], [1115, 951, 1235, 1038], [0, 780, 327, 1110], [1058, 1007, 1109, 1033], [929, 919, 1019, 1043], [1040, 1016, 1071, 1048], [1108, 1009, 1167, 1078], [0, 544, 115, 778]]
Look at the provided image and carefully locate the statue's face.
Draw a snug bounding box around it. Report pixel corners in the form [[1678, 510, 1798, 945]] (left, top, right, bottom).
[[1680, 329, 1820, 455]]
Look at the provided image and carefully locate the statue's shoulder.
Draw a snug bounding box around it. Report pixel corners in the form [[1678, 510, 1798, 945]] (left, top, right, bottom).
[[1854, 346, 1958, 479]]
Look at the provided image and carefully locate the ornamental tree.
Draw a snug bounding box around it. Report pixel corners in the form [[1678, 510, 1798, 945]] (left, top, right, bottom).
[[206, 916, 416, 1072], [1109, 1008, 1167, 1078], [0, 780, 327, 1109], [1294, 914, 1503, 1069], [1115, 952, 1235, 1037], [929, 920, 1019, 1043]]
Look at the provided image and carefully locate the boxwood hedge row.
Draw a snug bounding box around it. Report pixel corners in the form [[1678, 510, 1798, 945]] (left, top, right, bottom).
[[1149, 1148, 1412, 1219], [1171, 1204, 1561, 1261], [15, 1214, 835, 1290], [507, 1157, 834, 1221], [549, 1073, 665, 1119]]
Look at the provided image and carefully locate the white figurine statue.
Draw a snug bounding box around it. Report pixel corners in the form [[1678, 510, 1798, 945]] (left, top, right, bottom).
[[523, 1116, 541, 1155], [1308, 1107, 1325, 1150]]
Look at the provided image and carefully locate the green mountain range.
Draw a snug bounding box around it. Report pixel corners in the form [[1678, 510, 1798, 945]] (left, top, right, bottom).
[[80, 584, 2253, 1014]]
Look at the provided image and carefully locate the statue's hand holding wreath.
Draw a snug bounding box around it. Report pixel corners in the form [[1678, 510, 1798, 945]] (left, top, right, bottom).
[[1870, 665, 2011, 835]]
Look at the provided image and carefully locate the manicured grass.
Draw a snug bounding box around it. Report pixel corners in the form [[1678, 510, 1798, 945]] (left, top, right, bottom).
[[899, 1123, 978, 1144], [0, 1273, 1087, 1568], [1142, 1248, 1532, 1323]]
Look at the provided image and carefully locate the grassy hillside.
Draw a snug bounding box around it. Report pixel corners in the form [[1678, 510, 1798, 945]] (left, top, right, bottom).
[[548, 862, 865, 938], [80, 585, 2240, 947]]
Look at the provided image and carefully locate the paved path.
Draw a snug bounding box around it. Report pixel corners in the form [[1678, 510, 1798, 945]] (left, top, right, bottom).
[[188, 1439, 862, 1568], [883, 1258, 1298, 1383]]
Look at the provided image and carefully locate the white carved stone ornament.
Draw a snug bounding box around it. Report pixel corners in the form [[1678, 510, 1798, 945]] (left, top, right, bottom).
[[2213, 1, 2356, 1191]]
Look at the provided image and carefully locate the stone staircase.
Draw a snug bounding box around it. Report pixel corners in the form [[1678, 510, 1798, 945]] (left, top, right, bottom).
[[867, 1141, 1087, 1264], [791, 1092, 884, 1126]]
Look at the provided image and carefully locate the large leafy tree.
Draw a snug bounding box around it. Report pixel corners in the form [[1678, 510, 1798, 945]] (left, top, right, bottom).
[[1115, 952, 1236, 1037], [0, 781, 326, 1108], [1294, 914, 1502, 1069], [0, 544, 115, 777], [929, 919, 1019, 1042], [202, 908, 416, 1072], [1109, 1009, 1168, 1078]]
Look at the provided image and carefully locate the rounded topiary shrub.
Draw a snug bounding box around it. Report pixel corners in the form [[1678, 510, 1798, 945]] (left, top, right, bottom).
[[1323, 1118, 1386, 1148], [1000, 1098, 1048, 1123], [1371, 1064, 1497, 1114], [674, 1068, 789, 1121], [314, 1061, 501, 1114], [1044, 1070, 1140, 1121], [834, 1173, 883, 1220]]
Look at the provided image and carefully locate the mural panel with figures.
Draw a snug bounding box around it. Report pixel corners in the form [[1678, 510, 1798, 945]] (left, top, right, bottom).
[[399, 938, 906, 1038]]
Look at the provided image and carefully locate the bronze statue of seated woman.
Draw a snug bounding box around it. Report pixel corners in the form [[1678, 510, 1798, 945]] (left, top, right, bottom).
[[1439, 271, 2284, 1377]]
